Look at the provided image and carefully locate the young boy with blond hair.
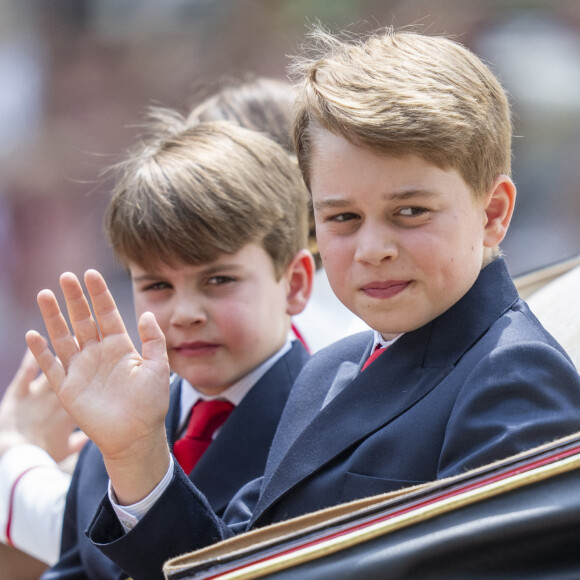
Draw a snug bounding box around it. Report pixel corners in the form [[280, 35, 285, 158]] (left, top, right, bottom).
[[27, 27, 580, 579], [26, 117, 314, 578]]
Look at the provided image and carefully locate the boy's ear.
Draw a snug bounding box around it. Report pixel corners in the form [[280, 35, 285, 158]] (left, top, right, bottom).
[[284, 249, 315, 316], [483, 175, 516, 248]]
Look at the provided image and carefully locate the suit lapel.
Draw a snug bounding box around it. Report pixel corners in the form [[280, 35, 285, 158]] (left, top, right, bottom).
[[252, 258, 519, 523], [190, 341, 309, 513], [321, 359, 364, 407], [252, 326, 450, 522], [260, 332, 372, 486]]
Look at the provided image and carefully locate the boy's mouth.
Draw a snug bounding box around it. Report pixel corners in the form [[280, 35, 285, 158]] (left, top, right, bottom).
[[173, 341, 220, 357], [360, 280, 410, 299]]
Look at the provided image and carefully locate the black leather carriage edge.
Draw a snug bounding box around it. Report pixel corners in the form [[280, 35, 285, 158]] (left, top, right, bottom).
[[164, 430, 580, 580]]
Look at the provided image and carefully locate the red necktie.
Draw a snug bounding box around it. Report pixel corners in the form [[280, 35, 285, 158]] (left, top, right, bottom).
[[173, 400, 234, 473], [361, 345, 386, 372]]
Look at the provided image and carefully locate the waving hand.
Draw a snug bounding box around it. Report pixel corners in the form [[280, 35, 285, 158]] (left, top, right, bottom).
[[25, 270, 171, 504]]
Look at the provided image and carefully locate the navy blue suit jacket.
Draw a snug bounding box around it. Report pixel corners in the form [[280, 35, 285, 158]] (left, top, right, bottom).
[[89, 259, 580, 579], [42, 341, 309, 580]]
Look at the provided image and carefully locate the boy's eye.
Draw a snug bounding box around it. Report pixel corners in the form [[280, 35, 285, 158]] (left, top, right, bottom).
[[398, 206, 428, 217], [207, 276, 235, 286], [326, 212, 359, 223], [143, 281, 171, 291]]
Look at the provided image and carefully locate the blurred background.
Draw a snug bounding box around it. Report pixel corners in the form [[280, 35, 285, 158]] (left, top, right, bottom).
[[1, 0, 579, 391]]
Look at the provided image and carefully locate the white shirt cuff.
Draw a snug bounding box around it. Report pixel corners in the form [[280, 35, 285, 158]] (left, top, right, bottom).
[[108, 456, 175, 533]]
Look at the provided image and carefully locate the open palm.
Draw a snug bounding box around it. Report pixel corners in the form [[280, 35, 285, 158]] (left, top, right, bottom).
[[26, 270, 170, 463]]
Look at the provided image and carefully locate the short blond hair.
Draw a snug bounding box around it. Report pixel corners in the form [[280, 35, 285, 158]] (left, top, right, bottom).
[[106, 114, 309, 278], [291, 26, 512, 198]]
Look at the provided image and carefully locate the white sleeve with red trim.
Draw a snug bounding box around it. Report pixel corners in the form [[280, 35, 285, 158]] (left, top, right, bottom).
[[0, 444, 71, 565]]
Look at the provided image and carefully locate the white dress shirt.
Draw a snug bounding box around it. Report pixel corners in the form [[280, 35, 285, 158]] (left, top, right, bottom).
[[371, 330, 402, 351]]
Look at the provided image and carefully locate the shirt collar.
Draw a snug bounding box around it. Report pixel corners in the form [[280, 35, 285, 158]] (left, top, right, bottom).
[[177, 338, 293, 430], [371, 329, 403, 352]]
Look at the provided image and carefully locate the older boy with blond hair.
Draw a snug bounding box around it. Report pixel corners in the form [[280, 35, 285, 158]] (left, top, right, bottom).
[[27, 27, 580, 579]]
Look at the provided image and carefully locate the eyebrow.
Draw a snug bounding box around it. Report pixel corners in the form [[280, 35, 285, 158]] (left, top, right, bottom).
[[200, 263, 244, 276], [388, 189, 439, 201], [313, 188, 438, 211], [130, 263, 244, 282], [130, 273, 162, 283]]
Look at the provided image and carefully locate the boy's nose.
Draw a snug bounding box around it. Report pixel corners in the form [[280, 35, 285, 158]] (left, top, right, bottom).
[[354, 223, 398, 265], [170, 296, 207, 326]]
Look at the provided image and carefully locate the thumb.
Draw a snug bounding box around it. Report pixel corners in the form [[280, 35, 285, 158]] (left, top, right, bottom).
[[138, 312, 169, 367], [8, 349, 40, 397], [68, 430, 89, 455]]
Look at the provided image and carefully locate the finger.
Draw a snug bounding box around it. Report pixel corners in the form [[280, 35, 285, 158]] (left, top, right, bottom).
[[7, 349, 40, 397], [59, 272, 101, 349], [36, 289, 80, 368], [25, 330, 66, 393], [84, 270, 129, 338], [138, 312, 168, 365]]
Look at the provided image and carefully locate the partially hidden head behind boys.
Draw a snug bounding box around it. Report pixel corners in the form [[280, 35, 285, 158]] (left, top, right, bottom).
[[26, 26, 580, 580], [39, 117, 314, 578]]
